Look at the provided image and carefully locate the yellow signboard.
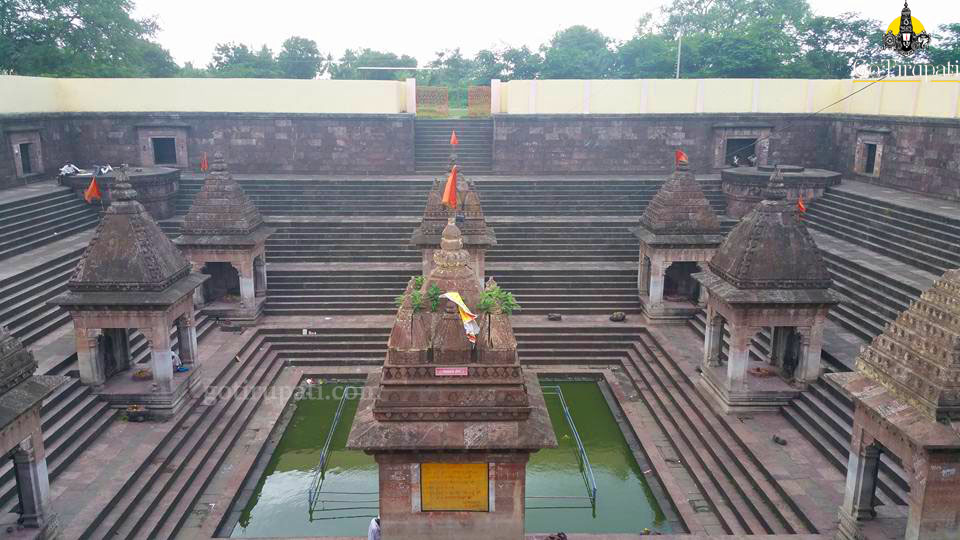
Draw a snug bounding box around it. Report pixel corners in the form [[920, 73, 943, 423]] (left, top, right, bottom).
[[420, 463, 489, 512]]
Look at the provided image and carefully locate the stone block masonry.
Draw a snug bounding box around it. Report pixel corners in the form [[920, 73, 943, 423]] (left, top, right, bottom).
[[0, 112, 415, 188]]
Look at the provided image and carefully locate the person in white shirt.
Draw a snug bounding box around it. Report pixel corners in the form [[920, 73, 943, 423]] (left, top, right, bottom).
[[367, 517, 381, 540]]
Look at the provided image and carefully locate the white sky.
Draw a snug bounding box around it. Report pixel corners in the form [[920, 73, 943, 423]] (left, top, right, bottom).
[[133, 0, 960, 68]]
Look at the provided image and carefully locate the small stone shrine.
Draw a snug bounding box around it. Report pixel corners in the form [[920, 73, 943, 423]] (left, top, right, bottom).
[[52, 165, 207, 419], [349, 219, 555, 540], [829, 268, 960, 540], [693, 167, 839, 413], [174, 153, 273, 323], [721, 164, 841, 218], [633, 153, 724, 319], [411, 156, 495, 279], [0, 327, 67, 537]]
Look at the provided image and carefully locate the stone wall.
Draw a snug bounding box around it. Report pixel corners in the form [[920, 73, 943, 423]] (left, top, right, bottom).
[[0, 112, 415, 188], [828, 115, 960, 201], [491, 114, 834, 175], [0, 115, 75, 189]]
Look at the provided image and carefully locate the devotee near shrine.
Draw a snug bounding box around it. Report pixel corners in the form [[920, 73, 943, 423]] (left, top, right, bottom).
[[1, 1, 959, 538]]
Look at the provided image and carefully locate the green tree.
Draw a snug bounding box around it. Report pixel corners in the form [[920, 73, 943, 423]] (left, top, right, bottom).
[[0, 0, 178, 77], [927, 23, 960, 67], [472, 49, 507, 82], [540, 25, 615, 79], [501, 46, 542, 79], [793, 14, 886, 78], [208, 43, 279, 78], [329, 48, 417, 80], [277, 36, 325, 79], [616, 34, 676, 78]]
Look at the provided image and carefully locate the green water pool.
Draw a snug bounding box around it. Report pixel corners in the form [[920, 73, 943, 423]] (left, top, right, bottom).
[[231, 381, 669, 537]]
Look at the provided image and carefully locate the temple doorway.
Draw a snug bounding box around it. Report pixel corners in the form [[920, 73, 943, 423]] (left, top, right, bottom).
[[203, 262, 240, 303], [725, 138, 757, 166], [663, 262, 701, 303]]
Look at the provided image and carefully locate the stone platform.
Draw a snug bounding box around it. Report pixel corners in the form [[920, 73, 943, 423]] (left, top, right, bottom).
[[63, 167, 180, 219]]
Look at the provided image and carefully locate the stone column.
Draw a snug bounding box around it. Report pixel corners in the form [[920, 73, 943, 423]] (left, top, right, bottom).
[[837, 431, 880, 540], [146, 324, 174, 394], [725, 326, 753, 391], [75, 327, 104, 388], [176, 315, 199, 366], [238, 262, 255, 308], [12, 432, 54, 530], [254, 255, 267, 298], [795, 322, 824, 384], [769, 326, 788, 367], [703, 310, 724, 368], [637, 253, 650, 297], [649, 257, 666, 306], [191, 262, 206, 307]]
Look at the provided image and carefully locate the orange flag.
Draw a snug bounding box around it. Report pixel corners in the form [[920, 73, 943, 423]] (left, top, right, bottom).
[[450, 130, 459, 146], [441, 165, 458, 209], [797, 194, 807, 214], [200, 152, 209, 172], [84, 177, 102, 203], [675, 149, 689, 165]]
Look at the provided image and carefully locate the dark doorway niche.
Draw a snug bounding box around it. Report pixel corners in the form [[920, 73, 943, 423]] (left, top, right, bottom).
[[864, 143, 877, 174], [19, 143, 32, 174], [203, 262, 240, 303], [152, 137, 178, 165], [725, 138, 757, 166], [664, 261, 701, 303]]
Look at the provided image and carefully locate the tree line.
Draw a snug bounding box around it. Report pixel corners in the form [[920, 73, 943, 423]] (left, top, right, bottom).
[[2, 0, 958, 82]]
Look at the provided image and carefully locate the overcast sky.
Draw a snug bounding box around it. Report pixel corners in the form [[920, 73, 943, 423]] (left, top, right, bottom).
[[133, 0, 960, 68]]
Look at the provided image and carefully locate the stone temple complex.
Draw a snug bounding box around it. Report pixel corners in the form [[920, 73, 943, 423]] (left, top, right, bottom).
[[0, 73, 959, 540]]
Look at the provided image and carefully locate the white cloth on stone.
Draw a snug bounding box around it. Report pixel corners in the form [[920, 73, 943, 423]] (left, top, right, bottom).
[[367, 517, 381, 540]]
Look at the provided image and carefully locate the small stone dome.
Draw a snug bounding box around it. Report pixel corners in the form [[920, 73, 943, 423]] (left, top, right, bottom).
[[708, 169, 832, 290]]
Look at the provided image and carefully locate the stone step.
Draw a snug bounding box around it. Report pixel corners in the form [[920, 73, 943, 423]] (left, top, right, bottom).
[[825, 189, 960, 236], [77, 333, 274, 538], [815, 196, 960, 247], [0, 216, 100, 262]]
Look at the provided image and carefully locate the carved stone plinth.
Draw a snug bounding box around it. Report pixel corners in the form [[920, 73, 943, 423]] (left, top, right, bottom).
[[721, 164, 841, 218], [65, 167, 180, 220]]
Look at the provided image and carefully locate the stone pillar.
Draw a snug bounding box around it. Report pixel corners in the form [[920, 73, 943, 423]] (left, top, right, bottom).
[[192, 262, 206, 307], [405, 77, 417, 114], [238, 263, 255, 308], [725, 326, 753, 390], [176, 316, 199, 366], [904, 449, 960, 540], [254, 255, 268, 298], [637, 251, 650, 296], [837, 433, 880, 540], [147, 324, 174, 394], [703, 311, 724, 368], [75, 327, 104, 388], [649, 257, 665, 306], [795, 322, 824, 384], [13, 433, 54, 530]]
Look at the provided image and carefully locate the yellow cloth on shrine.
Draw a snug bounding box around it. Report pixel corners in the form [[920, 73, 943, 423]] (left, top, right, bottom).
[[440, 292, 479, 343]]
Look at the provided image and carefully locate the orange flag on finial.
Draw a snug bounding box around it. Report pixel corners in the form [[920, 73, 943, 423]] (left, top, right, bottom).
[[441, 165, 458, 209], [84, 176, 102, 204], [797, 194, 807, 216], [450, 130, 459, 146], [200, 152, 209, 172], [675, 149, 689, 165]]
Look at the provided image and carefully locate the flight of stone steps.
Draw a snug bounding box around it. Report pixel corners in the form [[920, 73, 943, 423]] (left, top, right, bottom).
[[172, 177, 727, 217], [804, 188, 960, 275], [415, 119, 492, 174], [685, 314, 910, 508], [0, 186, 99, 261]]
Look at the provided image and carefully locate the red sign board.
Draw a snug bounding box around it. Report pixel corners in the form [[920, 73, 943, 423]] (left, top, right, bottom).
[[435, 367, 469, 377]]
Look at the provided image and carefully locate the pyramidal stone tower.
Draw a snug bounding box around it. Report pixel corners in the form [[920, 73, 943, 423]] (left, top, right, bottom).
[[175, 152, 273, 323], [52, 165, 207, 418], [633, 155, 724, 318], [349, 219, 554, 540], [830, 268, 960, 540], [411, 157, 495, 279]]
